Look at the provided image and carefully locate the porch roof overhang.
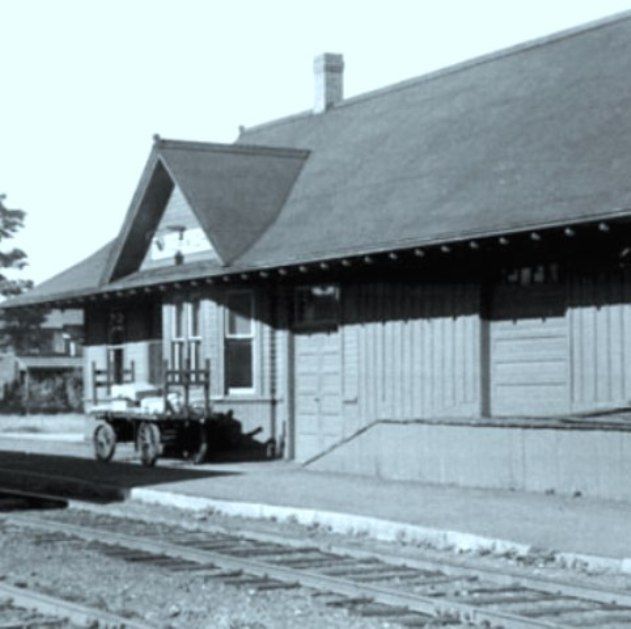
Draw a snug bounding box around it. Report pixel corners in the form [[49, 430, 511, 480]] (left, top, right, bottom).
[[6, 207, 631, 311]]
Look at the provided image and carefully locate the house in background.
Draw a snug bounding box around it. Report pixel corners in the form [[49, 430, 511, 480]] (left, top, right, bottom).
[[0, 309, 83, 411], [6, 13, 631, 498]]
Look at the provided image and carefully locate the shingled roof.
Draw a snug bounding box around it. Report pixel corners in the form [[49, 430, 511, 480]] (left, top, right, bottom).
[[4, 240, 116, 307], [234, 11, 631, 267], [102, 139, 308, 282], [6, 11, 631, 308]]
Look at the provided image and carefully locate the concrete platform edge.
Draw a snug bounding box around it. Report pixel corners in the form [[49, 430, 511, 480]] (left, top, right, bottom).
[[129, 487, 630, 574]]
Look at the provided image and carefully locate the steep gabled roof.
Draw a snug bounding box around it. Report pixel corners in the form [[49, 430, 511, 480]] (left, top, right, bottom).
[[159, 141, 309, 264], [235, 11, 631, 266], [2, 240, 116, 307], [102, 139, 309, 283], [7, 11, 631, 308]]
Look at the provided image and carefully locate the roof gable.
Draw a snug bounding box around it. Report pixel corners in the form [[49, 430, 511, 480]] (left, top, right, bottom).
[[158, 141, 309, 263], [139, 184, 219, 270], [102, 139, 309, 283]]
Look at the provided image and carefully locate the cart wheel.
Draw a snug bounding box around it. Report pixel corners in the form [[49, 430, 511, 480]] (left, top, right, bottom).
[[137, 422, 161, 467], [93, 423, 116, 462]]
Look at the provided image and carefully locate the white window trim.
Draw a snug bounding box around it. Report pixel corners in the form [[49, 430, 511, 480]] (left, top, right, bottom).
[[172, 302, 186, 339], [170, 302, 186, 371], [187, 300, 202, 370], [224, 290, 256, 395], [187, 300, 202, 339]]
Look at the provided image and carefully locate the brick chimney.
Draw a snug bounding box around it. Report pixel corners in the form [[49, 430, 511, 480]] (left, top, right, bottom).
[[313, 53, 344, 114]]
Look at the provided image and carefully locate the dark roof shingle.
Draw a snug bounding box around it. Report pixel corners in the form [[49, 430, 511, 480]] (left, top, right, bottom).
[[7, 12, 631, 307], [236, 12, 631, 266], [3, 240, 115, 307]]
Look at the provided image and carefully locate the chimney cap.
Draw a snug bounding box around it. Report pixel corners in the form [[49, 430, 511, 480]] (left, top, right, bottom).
[[313, 53, 344, 114], [314, 53, 344, 72]]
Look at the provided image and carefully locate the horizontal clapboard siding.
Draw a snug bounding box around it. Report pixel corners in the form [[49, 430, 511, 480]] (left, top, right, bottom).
[[490, 284, 569, 417]]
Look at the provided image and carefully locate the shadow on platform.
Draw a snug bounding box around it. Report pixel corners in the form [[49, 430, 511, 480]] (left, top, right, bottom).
[[0, 450, 240, 504]]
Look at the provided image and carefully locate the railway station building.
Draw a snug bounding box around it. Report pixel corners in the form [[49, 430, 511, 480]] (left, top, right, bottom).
[[6, 13, 631, 500]]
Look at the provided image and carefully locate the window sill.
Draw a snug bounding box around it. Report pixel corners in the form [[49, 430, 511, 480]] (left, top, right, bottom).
[[211, 395, 281, 404]]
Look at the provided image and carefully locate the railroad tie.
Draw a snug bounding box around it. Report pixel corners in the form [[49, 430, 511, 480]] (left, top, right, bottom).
[[325, 596, 375, 608]]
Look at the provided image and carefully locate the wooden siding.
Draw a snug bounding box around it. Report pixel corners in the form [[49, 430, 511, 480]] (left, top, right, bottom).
[[490, 284, 570, 417], [84, 307, 107, 346], [161, 289, 277, 445], [341, 281, 481, 436], [274, 288, 291, 455], [83, 344, 106, 404], [294, 329, 343, 461], [140, 185, 218, 271], [124, 340, 162, 384], [84, 302, 160, 345], [83, 340, 162, 405], [569, 267, 631, 413]]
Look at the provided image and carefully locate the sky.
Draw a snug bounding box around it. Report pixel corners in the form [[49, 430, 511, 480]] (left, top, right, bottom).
[[1, 0, 631, 286]]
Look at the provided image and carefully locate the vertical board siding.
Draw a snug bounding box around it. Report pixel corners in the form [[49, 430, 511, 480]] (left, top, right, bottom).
[[569, 268, 631, 412], [206, 296, 223, 398], [257, 289, 271, 398], [344, 280, 480, 428], [161, 303, 173, 373], [274, 287, 291, 447], [83, 345, 107, 404]]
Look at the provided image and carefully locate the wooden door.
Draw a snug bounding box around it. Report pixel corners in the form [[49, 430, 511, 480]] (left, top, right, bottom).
[[294, 329, 342, 461], [490, 280, 569, 417]]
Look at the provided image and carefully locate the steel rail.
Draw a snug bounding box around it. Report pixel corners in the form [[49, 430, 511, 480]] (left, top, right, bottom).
[[0, 582, 152, 629], [64, 500, 626, 611], [5, 513, 567, 628], [149, 513, 631, 609]]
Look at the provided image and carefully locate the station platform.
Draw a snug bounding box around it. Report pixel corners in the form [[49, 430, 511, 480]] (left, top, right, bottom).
[[1, 434, 630, 571]]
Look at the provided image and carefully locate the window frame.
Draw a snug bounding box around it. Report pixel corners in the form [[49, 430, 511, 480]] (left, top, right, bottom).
[[170, 302, 186, 377], [293, 284, 341, 330], [224, 290, 256, 395], [187, 300, 202, 373]]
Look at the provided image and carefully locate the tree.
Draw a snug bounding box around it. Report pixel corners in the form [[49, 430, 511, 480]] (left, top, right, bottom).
[[0, 194, 48, 353]]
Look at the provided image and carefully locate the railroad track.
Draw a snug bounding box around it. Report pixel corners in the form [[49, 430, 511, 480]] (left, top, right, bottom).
[[4, 507, 631, 628], [0, 580, 151, 628]]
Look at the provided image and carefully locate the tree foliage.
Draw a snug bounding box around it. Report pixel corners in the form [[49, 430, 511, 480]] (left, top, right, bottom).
[[0, 194, 48, 353]]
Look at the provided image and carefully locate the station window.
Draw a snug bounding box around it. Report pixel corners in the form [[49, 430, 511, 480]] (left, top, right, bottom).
[[107, 311, 126, 384], [501, 263, 561, 286], [224, 291, 254, 394], [170, 300, 202, 377], [294, 285, 340, 328]]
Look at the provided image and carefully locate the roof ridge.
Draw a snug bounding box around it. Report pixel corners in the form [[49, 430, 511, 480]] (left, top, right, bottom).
[[243, 9, 631, 135], [156, 137, 310, 158]]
